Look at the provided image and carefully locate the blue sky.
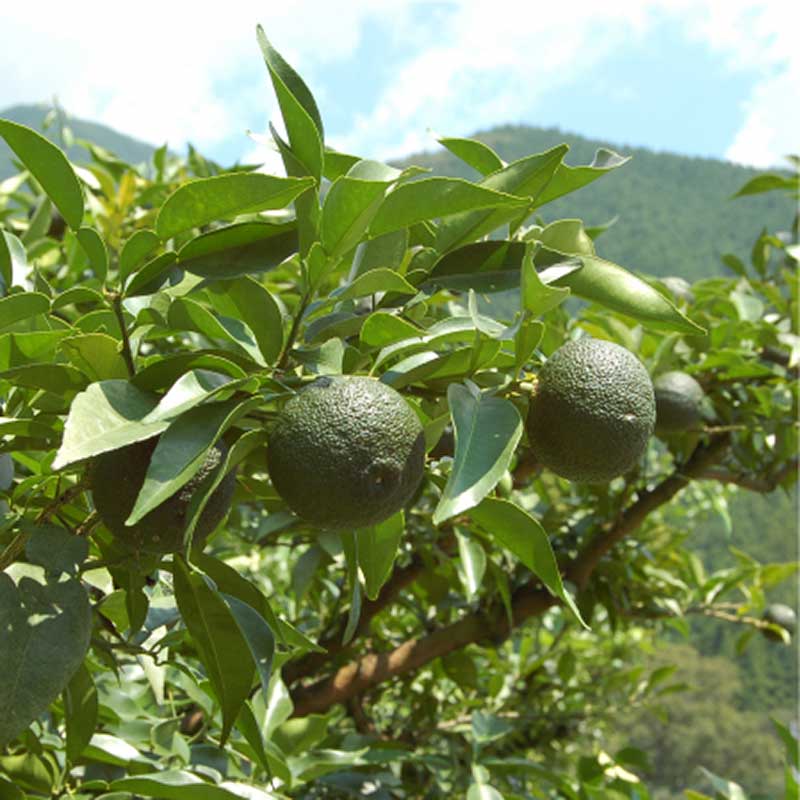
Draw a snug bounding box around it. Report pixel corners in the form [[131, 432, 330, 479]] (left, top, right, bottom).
[[1, 1, 796, 170]]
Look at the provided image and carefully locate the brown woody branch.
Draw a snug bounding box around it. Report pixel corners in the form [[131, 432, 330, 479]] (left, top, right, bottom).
[[696, 460, 798, 493], [290, 435, 732, 718]]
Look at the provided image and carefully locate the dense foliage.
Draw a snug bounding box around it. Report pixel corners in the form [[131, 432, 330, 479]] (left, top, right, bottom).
[[0, 29, 797, 800]]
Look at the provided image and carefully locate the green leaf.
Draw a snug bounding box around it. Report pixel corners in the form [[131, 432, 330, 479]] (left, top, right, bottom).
[[535, 148, 630, 208], [167, 296, 266, 365], [119, 229, 160, 283], [538, 219, 596, 256], [172, 557, 255, 744], [360, 311, 421, 348], [433, 383, 522, 525], [257, 27, 324, 180], [124, 251, 178, 297], [321, 175, 390, 258], [111, 770, 276, 800], [0, 565, 92, 746], [24, 525, 88, 575], [358, 511, 404, 601], [438, 136, 505, 175], [206, 277, 284, 365], [369, 177, 527, 238], [456, 528, 486, 599], [335, 268, 416, 301], [341, 531, 362, 645], [467, 784, 505, 800], [469, 498, 587, 627], [435, 145, 568, 252], [177, 221, 299, 279], [0, 292, 50, 331], [0, 231, 11, 289], [426, 240, 526, 293], [520, 242, 571, 316], [221, 593, 275, 700], [514, 318, 544, 376], [0, 363, 86, 394], [156, 173, 313, 239], [53, 370, 235, 469], [0, 119, 84, 229], [351, 229, 409, 279], [472, 710, 514, 744], [60, 333, 129, 381], [126, 397, 258, 526], [732, 172, 799, 198], [0, 232, 27, 291], [75, 227, 108, 282], [552, 253, 704, 334], [63, 663, 98, 762]]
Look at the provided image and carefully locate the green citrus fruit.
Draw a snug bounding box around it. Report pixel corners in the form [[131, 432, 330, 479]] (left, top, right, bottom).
[[267, 376, 425, 528], [526, 338, 656, 483], [653, 371, 705, 433], [89, 437, 236, 554]]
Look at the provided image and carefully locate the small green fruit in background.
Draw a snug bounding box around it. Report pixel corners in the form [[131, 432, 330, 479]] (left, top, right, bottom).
[[89, 437, 236, 554], [653, 371, 706, 434]]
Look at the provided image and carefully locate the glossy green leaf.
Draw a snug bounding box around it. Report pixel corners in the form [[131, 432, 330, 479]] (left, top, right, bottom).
[[168, 296, 266, 365], [156, 173, 313, 239], [63, 663, 98, 762], [456, 528, 487, 599], [60, 333, 129, 381], [0, 292, 50, 331], [172, 558, 255, 744], [435, 145, 568, 252], [535, 148, 630, 208], [538, 219, 596, 257], [221, 593, 275, 699], [124, 251, 178, 297], [126, 397, 258, 526], [177, 222, 298, 279], [552, 253, 704, 334], [369, 177, 527, 238], [467, 784, 504, 800], [0, 565, 92, 746], [0, 231, 11, 288], [341, 531, 362, 645], [321, 176, 389, 258], [75, 227, 108, 282], [514, 318, 544, 376], [433, 383, 522, 525], [521, 242, 571, 316], [469, 498, 587, 627], [119, 229, 160, 283], [360, 311, 421, 348], [358, 512, 404, 601], [732, 172, 799, 198], [350, 228, 409, 279], [438, 135, 505, 175], [0, 363, 86, 394], [257, 27, 324, 180], [206, 277, 284, 364], [111, 769, 276, 800], [335, 268, 416, 301], [51, 286, 105, 310], [0, 119, 84, 229], [53, 370, 234, 469]]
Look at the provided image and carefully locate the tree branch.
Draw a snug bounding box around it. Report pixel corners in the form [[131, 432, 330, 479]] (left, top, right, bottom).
[[696, 460, 797, 493], [290, 435, 732, 717]]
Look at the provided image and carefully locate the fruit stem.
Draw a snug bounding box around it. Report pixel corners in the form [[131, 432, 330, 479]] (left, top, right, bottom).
[[276, 290, 311, 371], [109, 292, 136, 377]]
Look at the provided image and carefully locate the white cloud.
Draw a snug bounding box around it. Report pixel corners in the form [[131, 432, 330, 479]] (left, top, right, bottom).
[[330, 0, 799, 169], [0, 0, 412, 153]]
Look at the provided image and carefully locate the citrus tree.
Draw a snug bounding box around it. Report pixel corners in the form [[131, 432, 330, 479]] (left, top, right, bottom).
[[0, 28, 797, 800]]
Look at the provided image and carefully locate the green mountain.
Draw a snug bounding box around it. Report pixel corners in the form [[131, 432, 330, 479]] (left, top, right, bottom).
[[400, 124, 794, 280], [0, 104, 157, 179]]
